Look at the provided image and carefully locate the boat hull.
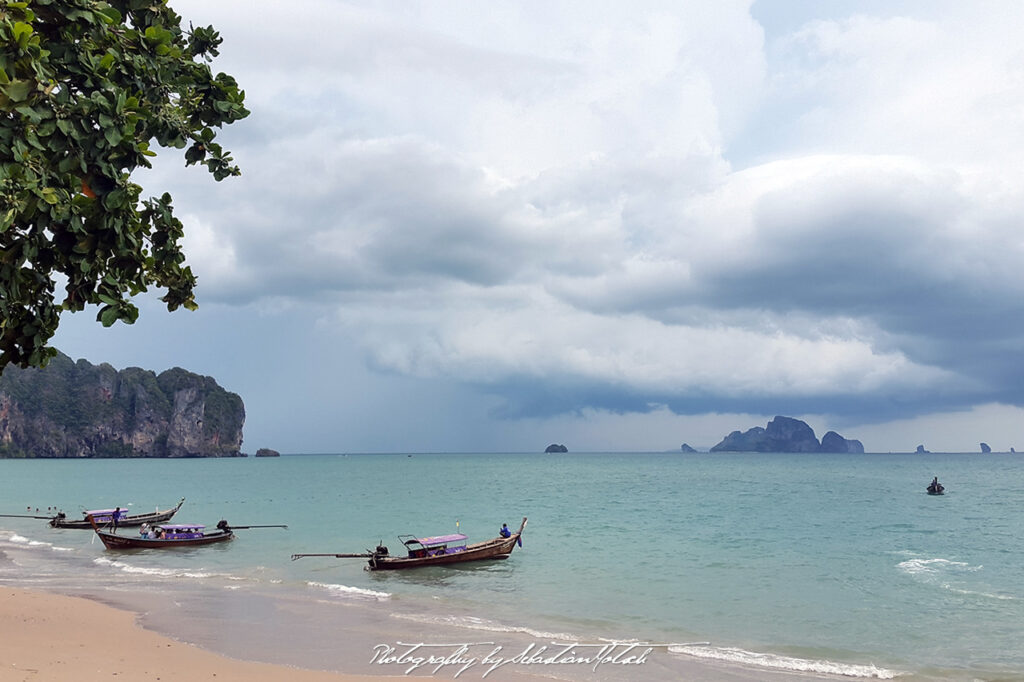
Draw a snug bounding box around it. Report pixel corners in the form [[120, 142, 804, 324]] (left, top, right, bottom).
[[94, 529, 233, 549], [51, 499, 185, 529], [368, 518, 526, 570]]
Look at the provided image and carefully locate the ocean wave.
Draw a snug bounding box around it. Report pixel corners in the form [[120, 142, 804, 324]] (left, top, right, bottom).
[[943, 585, 1015, 601], [306, 580, 390, 600], [669, 644, 901, 679], [5, 534, 75, 553], [394, 612, 577, 641], [897, 557, 1015, 600], [93, 557, 224, 580], [897, 558, 980, 576]]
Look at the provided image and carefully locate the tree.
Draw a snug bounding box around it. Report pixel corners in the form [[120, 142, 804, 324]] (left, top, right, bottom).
[[0, 0, 248, 370]]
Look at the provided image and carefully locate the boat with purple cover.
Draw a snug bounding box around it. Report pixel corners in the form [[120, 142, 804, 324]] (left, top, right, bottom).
[[90, 518, 234, 549], [292, 517, 527, 570], [49, 498, 185, 529]]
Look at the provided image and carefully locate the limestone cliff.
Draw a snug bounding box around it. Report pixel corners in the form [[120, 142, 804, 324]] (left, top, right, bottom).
[[0, 353, 244, 458], [710, 416, 864, 453]]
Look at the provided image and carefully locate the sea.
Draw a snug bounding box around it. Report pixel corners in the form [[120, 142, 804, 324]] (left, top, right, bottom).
[[1, 452, 1023, 682]]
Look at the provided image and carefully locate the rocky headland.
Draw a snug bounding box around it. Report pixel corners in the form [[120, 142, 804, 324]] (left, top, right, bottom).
[[0, 352, 244, 458], [710, 416, 864, 453]]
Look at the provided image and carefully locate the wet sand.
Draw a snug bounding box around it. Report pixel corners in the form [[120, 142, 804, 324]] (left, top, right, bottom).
[[0, 588, 397, 682]]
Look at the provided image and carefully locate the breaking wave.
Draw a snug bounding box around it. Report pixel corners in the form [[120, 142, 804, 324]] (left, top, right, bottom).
[[670, 644, 901, 679], [306, 580, 390, 600], [394, 612, 577, 641], [93, 556, 226, 580]]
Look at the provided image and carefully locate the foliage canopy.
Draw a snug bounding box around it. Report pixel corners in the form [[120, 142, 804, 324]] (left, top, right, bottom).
[[0, 0, 248, 370]]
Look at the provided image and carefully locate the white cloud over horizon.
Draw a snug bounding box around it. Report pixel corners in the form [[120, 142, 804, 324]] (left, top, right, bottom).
[[52, 1, 1024, 453]]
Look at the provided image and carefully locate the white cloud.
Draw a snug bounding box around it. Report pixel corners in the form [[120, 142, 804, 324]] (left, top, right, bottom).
[[53, 1, 1024, 451]]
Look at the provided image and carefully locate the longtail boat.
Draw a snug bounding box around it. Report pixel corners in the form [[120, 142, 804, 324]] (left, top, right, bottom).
[[49, 498, 186, 529], [292, 517, 527, 570], [89, 516, 286, 550]]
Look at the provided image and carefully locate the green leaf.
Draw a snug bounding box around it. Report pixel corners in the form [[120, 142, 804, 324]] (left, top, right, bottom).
[[2, 80, 34, 103], [99, 305, 119, 327], [104, 127, 122, 146], [97, 6, 123, 24], [12, 22, 33, 46]]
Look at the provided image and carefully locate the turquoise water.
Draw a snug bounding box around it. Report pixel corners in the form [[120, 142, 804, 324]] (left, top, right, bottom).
[[1, 452, 1022, 680]]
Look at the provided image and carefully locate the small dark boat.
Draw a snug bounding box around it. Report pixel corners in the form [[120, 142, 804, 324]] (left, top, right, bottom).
[[50, 498, 185, 529], [927, 484, 945, 495], [292, 517, 527, 570]]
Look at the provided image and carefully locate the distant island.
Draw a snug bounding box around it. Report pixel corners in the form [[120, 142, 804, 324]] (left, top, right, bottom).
[[0, 352, 244, 458], [545, 443, 568, 453], [255, 448, 281, 457], [710, 416, 864, 453], [680, 443, 698, 453]]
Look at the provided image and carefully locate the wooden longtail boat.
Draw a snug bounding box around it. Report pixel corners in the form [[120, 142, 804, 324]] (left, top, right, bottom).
[[89, 517, 287, 550], [90, 519, 232, 549], [50, 498, 185, 529], [292, 517, 527, 570]]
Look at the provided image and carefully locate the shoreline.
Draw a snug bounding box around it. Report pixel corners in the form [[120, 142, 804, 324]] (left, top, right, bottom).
[[0, 585, 863, 682]]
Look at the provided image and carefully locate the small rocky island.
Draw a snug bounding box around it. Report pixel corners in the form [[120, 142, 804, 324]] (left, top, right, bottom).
[[0, 352, 244, 458], [680, 443, 698, 453], [710, 416, 864, 453], [545, 443, 568, 453], [254, 448, 281, 457]]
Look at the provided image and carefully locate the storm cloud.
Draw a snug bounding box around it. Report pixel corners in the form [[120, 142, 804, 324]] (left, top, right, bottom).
[[54, 1, 1024, 453]]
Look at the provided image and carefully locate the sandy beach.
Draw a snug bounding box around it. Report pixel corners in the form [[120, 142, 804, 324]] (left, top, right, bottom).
[[0, 588, 399, 682], [0, 587, 851, 682]]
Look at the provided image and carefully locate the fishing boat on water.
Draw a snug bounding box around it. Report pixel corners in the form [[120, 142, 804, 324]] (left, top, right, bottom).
[[51, 498, 186, 529], [292, 517, 527, 570], [89, 517, 286, 550]]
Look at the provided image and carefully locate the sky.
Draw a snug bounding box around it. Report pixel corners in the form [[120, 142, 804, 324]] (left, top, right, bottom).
[[52, 0, 1024, 454]]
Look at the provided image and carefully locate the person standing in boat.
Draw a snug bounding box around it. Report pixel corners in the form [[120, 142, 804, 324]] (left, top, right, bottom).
[[112, 507, 122, 531], [499, 523, 511, 538]]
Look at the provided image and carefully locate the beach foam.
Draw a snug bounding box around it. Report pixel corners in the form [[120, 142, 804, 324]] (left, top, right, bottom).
[[93, 556, 227, 580], [669, 644, 901, 679], [394, 612, 578, 641], [5, 532, 75, 552], [306, 580, 390, 601]]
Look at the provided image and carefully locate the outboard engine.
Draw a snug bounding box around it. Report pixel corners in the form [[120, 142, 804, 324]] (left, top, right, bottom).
[[375, 544, 389, 556], [216, 519, 230, 530]]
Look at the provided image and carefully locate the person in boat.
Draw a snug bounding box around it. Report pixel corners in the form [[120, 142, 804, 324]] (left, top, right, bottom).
[[928, 476, 942, 493], [112, 507, 122, 531], [140, 523, 151, 539], [499, 523, 511, 538]]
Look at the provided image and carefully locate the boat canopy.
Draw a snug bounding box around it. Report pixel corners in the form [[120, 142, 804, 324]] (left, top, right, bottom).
[[159, 524, 205, 530], [84, 509, 121, 516], [410, 533, 467, 547]]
